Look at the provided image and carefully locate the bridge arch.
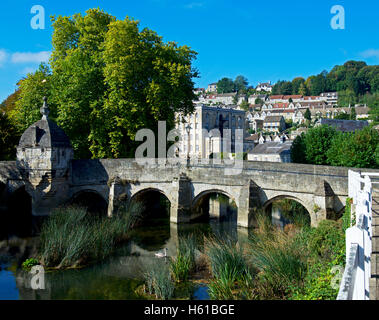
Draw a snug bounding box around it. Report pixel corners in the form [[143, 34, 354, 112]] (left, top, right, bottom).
[[69, 189, 108, 216], [129, 187, 171, 222], [6, 185, 33, 237], [263, 195, 312, 227], [128, 187, 171, 248], [191, 189, 238, 223]]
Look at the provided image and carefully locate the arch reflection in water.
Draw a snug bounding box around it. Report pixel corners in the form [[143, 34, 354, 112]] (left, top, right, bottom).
[[4, 186, 32, 238], [128, 189, 171, 251]]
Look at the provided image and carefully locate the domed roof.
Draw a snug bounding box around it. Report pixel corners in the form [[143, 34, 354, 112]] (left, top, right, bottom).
[[18, 97, 72, 149]]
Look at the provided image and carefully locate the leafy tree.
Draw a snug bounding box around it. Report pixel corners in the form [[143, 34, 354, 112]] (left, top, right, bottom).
[[281, 81, 293, 95], [255, 97, 264, 105], [369, 98, 379, 123], [350, 107, 356, 120], [292, 77, 305, 95], [290, 133, 307, 163], [10, 63, 53, 133], [298, 83, 308, 96], [0, 89, 20, 114], [334, 113, 350, 120], [304, 108, 311, 121], [327, 127, 379, 168], [303, 125, 337, 165], [49, 9, 116, 158], [217, 78, 235, 93], [234, 75, 248, 93], [239, 100, 250, 111], [338, 89, 356, 107], [16, 9, 198, 159], [0, 112, 19, 160]]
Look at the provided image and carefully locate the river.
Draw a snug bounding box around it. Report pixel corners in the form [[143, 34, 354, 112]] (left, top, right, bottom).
[[0, 219, 250, 300]]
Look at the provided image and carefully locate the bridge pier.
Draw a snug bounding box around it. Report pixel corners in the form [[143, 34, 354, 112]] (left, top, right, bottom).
[[171, 173, 192, 223], [237, 180, 263, 228]]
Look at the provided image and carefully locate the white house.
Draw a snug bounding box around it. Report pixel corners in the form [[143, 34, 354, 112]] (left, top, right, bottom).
[[256, 82, 273, 92]]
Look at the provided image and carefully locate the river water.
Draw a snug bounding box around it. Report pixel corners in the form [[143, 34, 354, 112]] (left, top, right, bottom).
[[0, 220, 250, 300]]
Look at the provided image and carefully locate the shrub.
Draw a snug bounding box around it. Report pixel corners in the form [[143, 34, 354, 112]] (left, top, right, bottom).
[[342, 198, 352, 232], [22, 258, 39, 271], [306, 220, 345, 260]]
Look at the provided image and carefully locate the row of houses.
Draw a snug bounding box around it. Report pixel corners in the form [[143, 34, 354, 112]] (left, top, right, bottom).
[[247, 106, 369, 130], [195, 91, 339, 108], [203, 81, 274, 93]]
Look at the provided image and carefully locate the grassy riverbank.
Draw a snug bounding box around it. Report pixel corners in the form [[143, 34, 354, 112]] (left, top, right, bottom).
[[141, 213, 345, 300], [38, 205, 140, 269]]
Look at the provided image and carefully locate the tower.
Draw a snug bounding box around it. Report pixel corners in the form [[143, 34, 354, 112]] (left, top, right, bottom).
[[16, 97, 73, 216]]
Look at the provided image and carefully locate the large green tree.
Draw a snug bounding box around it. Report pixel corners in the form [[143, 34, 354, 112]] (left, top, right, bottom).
[[234, 75, 248, 93], [10, 63, 53, 133], [15, 8, 198, 159], [217, 78, 235, 94]]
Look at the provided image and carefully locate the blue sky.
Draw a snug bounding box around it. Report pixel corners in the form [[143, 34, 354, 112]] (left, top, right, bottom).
[[0, 0, 379, 102]]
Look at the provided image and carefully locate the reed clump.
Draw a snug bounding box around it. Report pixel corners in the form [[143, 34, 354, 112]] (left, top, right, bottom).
[[143, 261, 175, 300], [39, 204, 140, 269], [205, 236, 254, 299], [170, 234, 197, 282]]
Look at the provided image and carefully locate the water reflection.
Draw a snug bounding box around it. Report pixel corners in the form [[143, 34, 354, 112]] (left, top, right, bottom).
[[0, 221, 249, 300]]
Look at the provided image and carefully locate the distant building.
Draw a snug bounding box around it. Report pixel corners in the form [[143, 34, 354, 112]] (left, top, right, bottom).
[[175, 104, 246, 159], [320, 92, 338, 106], [355, 106, 369, 119], [248, 136, 292, 163], [249, 119, 263, 132], [248, 94, 267, 104], [256, 82, 273, 92], [290, 127, 308, 140], [194, 88, 205, 95], [206, 83, 217, 93], [263, 115, 286, 133], [316, 118, 369, 132]]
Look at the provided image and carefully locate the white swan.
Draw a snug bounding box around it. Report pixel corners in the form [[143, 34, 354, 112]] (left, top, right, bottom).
[[155, 248, 168, 258]]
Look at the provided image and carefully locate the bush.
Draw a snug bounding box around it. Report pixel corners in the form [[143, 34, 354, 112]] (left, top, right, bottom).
[[342, 198, 352, 233], [22, 258, 39, 271], [306, 220, 345, 260]]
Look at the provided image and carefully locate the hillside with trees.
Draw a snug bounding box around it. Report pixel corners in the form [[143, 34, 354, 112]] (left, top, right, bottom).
[[271, 61, 379, 108]]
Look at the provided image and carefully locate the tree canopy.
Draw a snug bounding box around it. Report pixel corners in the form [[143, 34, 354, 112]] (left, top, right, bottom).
[[271, 61, 379, 109], [291, 125, 379, 169], [217, 77, 235, 94], [9, 8, 198, 159]]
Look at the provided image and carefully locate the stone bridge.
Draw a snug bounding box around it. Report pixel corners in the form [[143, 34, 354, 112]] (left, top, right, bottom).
[[0, 158, 360, 228], [0, 100, 370, 229]]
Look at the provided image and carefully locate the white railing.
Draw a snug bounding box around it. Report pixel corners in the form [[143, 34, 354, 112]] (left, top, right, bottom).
[[337, 170, 373, 300]]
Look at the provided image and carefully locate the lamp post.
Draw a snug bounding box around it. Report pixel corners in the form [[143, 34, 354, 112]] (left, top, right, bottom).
[[186, 124, 191, 166]]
